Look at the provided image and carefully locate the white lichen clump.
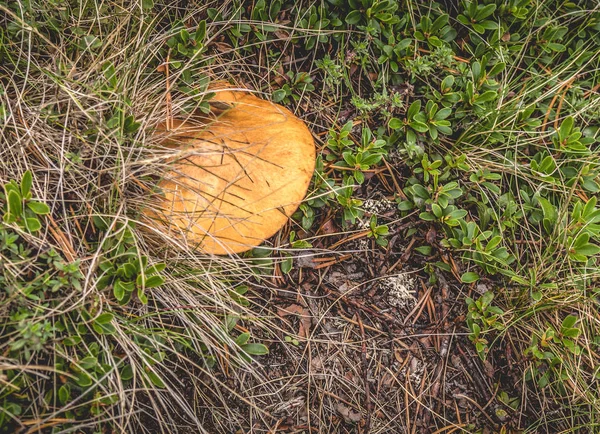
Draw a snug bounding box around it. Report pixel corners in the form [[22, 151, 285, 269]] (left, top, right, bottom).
[[380, 273, 416, 308], [362, 198, 396, 214]]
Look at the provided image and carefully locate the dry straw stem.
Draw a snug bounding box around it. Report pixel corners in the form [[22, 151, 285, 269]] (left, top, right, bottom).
[[0, 2, 300, 431]]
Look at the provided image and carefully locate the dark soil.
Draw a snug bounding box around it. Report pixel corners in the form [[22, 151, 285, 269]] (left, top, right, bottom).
[[141, 222, 537, 433]]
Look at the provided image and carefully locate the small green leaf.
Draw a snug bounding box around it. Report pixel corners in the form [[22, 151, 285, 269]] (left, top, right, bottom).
[[397, 200, 413, 211], [240, 343, 269, 356], [461, 272, 479, 283], [58, 385, 70, 404], [487, 62, 505, 77], [419, 211, 436, 221], [25, 217, 42, 232], [281, 256, 293, 274], [434, 261, 452, 272], [95, 313, 114, 324], [345, 10, 362, 24], [407, 100, 421, 119], [146, 263, 166, 275], [410, 121, 429, 132], [561, 315, 577, 330], [137, 287, 148, 304], [121, 365, 134, 381], [472, 23, 485, 33], [93, 321, 116, 335], [546, 42, 565, 52], [389, 117, 403, 129], [195, 20, 206, 43], [441, 75, 454, 91], [7, 189, 22, 217], [93, 215, 109, 230], [414, 245, 432, 255], [236, 332, 250, 346], [575, 244, 600, 256], [76, 372, 92, 387], [475, 91, 497, 103], [27, 201, 50, 215], [113, 280, 126, 301], [79, 356, 98, 370], [573, 232, 589, 248], [21, 170, 32, 198], [146, 370, 165, 388], [559, 116, 574, 139], [475, 4, 496, 20], [143, 275, 165, 289], [272, 89, 287, 102], [82, 35, 102, 50], [562, 328, 580, 339], [434, 108, 452, 120], [225, 315, 239, 332]]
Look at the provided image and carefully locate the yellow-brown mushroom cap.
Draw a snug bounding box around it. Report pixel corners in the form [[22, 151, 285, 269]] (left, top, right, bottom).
[[146, 88, 316, 255]]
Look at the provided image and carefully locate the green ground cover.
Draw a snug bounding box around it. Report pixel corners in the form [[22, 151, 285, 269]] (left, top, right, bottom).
[[1, 0, 600, 432]]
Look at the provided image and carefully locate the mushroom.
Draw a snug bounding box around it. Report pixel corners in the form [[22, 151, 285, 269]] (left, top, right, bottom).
[[146, 86, 316, 255]]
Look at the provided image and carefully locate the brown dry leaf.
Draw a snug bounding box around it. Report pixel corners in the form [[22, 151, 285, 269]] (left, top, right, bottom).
[[277, 304, 304, 317], [319, 218, 338, 235], [277, 304, 311, 338], [295, 253, 318, 269], [426, 226, 437, 245], [274, 30, 290, 40], [272, 77, 285, 86], [394, 349, 405, 364], [380, 372, 395, 388], [483, 359, 495, 378], [335, 403, 362, 423], [212, 42, 232, 52]]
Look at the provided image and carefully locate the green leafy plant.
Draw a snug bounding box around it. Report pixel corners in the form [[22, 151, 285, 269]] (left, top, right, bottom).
[[93, 218, 166, 305], [457, 1, 498, 34], [337, 126, 387, 184], [337, 178, 365, 225], [466, 292, 505, 360], [344, 0, 401, 29], [273, 71, 315, 104], [525, 315, 582, 388], [366, 215, 390, 246], [2, 171, 50, 232], [389, 100, 429, 147], [414, 13, 455, 48], [280, 231, 313, 274]]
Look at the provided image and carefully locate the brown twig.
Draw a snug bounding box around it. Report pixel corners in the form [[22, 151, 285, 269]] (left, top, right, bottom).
[[553, 78, 575, 130], [383, 158, 407, 200], [456, 346, 492, 403], [424, 273, 452, 429], [322, 285, 416, 331], [454, 394, 498, 428], [356, 314, 372, 433], [541, 76, 576, 132], [328, 230, 370, 250], [157, 49, 173, 130], [46, 215, 76, 263], [313, 254, 353, 269]]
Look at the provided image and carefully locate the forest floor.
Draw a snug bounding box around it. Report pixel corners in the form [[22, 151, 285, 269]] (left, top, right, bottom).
[[2, 1, 600, 433]]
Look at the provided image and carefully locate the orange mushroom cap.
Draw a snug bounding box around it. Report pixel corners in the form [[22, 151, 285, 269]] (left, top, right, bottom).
[[146, 88, 316, 255]]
